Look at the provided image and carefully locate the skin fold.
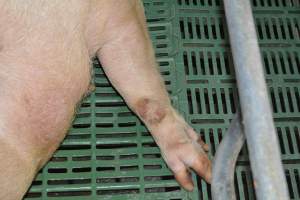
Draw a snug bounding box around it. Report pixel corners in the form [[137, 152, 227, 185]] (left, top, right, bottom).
[[0, 1, 211, 199]]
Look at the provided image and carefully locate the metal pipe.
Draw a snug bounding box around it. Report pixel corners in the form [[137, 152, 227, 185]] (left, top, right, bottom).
[[212, 112, 245, 200], [223, 0, 289, 199]]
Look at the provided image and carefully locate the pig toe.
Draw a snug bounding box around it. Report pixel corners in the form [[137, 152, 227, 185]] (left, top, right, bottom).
[[189, 154, 212, 183], [146, 108, 212, 187], [174, 167, 194, 191]]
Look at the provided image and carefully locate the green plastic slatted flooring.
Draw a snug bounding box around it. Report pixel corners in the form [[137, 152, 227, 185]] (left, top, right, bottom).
[[24, 0, 300, 199]]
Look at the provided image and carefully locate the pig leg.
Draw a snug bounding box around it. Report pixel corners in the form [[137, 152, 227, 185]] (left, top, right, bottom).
[[0, 135, 36, 200], [0, 61, 91, 200], [96, 1, 211, 191], [0, 42, 91, 200], [0, 2, 94, 199]]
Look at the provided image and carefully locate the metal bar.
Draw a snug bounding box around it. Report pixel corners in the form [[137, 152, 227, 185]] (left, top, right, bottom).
[[223, 0, 289, 199], [212, 112, 245, 200]]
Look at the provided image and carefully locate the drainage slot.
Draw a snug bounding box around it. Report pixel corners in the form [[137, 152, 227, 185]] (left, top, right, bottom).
[[47, 191, 91, 197]]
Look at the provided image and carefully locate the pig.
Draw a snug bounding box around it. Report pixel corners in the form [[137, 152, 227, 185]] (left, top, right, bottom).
[[0, 0, 211, 199]]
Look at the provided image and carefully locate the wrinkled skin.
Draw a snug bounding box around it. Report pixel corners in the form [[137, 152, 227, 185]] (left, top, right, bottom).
[[0, 1, 211, 199]]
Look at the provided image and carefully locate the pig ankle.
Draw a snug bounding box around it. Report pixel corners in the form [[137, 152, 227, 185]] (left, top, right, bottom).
[[134, 98, 170, 125]]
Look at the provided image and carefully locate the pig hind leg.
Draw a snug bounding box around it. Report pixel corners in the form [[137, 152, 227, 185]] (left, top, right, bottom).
[[0, 50, 91, 200], [95, 0, 211, 191]]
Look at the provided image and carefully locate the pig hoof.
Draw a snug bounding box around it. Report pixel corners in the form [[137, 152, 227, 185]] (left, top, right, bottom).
[[149, 108, 212, 191]]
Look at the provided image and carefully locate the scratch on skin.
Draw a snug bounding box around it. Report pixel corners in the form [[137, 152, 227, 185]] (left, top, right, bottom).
[[135, 98, 166, 125]]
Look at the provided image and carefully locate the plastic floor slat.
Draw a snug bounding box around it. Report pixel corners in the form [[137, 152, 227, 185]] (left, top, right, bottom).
[[24, 0, 300, 199]]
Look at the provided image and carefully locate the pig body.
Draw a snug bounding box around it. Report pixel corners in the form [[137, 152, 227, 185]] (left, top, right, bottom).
[[0, 1, 211, 199]]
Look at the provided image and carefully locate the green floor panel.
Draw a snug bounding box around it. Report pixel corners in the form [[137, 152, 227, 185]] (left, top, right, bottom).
[[24, 0, 300, 199]]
